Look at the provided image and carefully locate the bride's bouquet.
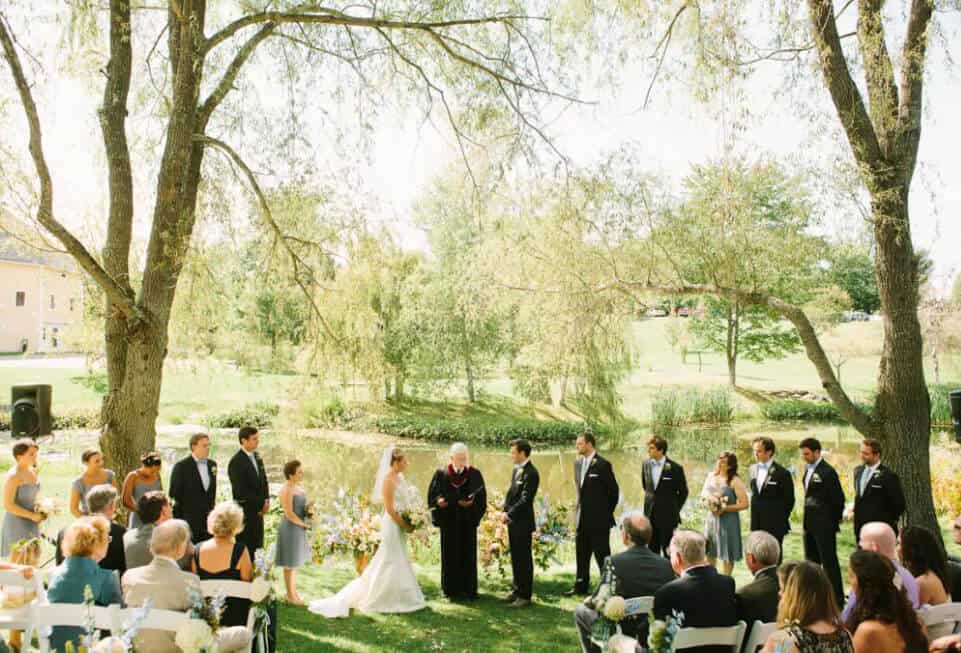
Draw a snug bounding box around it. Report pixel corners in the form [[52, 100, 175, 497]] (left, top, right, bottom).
[[397, 483, 432, 550]]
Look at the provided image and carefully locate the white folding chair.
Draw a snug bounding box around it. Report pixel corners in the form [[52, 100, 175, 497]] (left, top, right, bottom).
[[0, 569, 46, 648], [200, 579, 257, 653], [588, 596, 654, 647], [673, 621, 747, 652], [743, 621, 777, 653], [919, 602, 961, 640], [29, 603, 121, 653]]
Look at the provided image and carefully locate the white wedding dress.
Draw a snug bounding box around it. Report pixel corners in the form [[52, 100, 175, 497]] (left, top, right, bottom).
[[308, 472, 426, 617]]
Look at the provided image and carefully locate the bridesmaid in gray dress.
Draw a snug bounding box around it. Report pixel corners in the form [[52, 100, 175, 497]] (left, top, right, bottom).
[[2, 439, 47, 556], [701, 451, 749, 576], [276, 460, 310, 605], [70, 449, 117, 517], [121, 451, 163, 528]]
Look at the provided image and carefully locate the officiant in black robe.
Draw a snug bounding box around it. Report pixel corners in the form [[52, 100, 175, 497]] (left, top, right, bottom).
[[428, 444, 487, 600]]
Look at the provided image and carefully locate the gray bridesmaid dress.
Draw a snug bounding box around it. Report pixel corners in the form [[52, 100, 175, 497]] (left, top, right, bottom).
[[706, 484, 742, 563], [275, 492, 309, 568], [128, 477, 163, 528], [2, 482, 40, 556], [72, 470, 116, 514]]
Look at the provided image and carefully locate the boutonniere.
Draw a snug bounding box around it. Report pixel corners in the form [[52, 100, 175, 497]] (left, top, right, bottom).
[[664, 462, 672, 471], [872, 470, 881, 480], [589, 458, 597, 468], [811, 473, 822, 482]]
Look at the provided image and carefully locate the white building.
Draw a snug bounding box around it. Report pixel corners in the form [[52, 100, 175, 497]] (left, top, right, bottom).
[[0, 235, 83, 353]]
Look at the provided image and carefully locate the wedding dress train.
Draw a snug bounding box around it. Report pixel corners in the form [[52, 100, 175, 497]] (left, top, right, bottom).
[[308, 477, 426, 617]]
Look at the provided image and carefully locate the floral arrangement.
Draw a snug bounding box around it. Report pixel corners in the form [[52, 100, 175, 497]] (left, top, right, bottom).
[[702, 493, 729, 516], [587, 559, 627, 646], [478, 492, 573, 578], [312, 488, 382, 563], [174, 618, 216, 653], [251, 545, 277, 605], [647, 610, 684, 653], [396, 483, 432, 550], [33, 496, 60, 520]]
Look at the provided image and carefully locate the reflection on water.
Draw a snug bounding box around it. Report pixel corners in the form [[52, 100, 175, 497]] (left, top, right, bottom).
[[240, 427, 863, 515]]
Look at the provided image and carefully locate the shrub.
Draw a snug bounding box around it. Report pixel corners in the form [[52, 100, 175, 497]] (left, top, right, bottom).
[[930, 437, 961, 516], [760, 399, 876, 424], [651, 387, 733, 426], [53, 407, 102, 430], [366, 415, 608, 446], [207, 402, 279, 428], [930, 383, 960, 426]]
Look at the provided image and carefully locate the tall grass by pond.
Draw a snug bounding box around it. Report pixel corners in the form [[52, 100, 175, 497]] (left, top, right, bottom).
[[651, 386, 734, 427]]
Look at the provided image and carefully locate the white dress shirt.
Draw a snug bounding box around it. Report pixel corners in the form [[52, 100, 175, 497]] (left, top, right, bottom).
[[579, 452, 595, 488], [755, 461, 772, 492], [193, 455, 211, 492], [860, 463, 880, 496], [651, 458, 666, 489]]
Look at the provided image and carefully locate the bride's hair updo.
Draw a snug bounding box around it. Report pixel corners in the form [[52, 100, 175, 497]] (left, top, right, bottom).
[[390, 448, 406, 466]]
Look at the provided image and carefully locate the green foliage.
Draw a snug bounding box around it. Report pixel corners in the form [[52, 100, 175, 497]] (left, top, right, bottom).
[[289, 392, 363, 429], [826, 247, 880, 314], [207, 402, 279, 428], [930, 384, 961, 426], [71, 371, 108, 396], [367, 414, 608, 446], [0, 407, 102, 431], [759, 399, 845, 423], [650, 387, 734, 426]]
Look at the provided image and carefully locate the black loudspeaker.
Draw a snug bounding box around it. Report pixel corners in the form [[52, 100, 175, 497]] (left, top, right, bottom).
[[950, 389, 961, 444], [10, 384, 52, 438]]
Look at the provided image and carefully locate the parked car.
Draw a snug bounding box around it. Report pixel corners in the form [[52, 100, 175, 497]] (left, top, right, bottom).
[[645, 307, 669, 317], [676, 307, 690, 317]]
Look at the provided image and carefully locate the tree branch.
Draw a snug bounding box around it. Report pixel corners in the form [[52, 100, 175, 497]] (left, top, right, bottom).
[[897, 0, 934, 189], [856, 0, 899, 156], [805, 0, 885, 180], [615, 277, 880, 434], [0, 12, 142, 322], [197, 22, 277, 127], [195, 135, 342, 343]]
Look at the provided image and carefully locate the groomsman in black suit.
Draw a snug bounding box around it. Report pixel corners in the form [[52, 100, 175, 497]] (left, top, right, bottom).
[[851, 438, 905, 542], [502, 438, 540, 608], [228, 426, 270, 556], [749, 436, 795, 561], [799, 437, 846, 603], [642, 436, 688, 557], [169, 433, 218, 542], [568, 430, 620, 595]]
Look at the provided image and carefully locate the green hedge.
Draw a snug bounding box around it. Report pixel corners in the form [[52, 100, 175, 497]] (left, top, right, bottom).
[[207, 402, 279, 428], [760, 399, 876, 423], [930, 384, 961, 426], [366, 415, 608, 446], [0, 407, 101, 432]]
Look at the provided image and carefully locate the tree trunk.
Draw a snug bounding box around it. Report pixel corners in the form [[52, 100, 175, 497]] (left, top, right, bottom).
[[872, 188, 934, 530], [394, 372, 405, 401], [726, 302, 739, 387], [466, 363, 476, 403], [559, 375, 568, 405]]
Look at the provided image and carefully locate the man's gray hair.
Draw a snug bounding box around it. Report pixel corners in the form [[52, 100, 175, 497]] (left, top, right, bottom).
[[744, 530, 780, 566], [621, 511, 653, 546], [669, 530, 707, 564], [85, 484, 118, 515], [450, 442, 469, 457], [150, 519, 191, 556]]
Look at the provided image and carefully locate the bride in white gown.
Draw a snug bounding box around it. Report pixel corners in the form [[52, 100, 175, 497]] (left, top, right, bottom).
[[309, 445, 426, 617]]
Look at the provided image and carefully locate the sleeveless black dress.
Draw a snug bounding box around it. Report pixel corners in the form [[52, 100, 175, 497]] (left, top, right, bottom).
[[195, 541, 251, 628]]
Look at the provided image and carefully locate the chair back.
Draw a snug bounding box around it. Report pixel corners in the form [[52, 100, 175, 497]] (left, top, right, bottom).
[[623, 596, 654, 618], [29, 603, 121, 653], [919, 602, 961, 639], [200, 579, 254, 600], [673, 621, 747, 651], [742, 621, 777, 653]]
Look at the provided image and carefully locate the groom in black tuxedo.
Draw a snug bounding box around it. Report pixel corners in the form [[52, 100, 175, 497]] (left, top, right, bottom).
[[228, 425, 270, 556], [568, 430, 619, 595], [749, 436, 795, 561], [502, 438, 539, 608], [169, 432, 218, 542], [852, 437, 905, 542], [800, 437, 846, 603]]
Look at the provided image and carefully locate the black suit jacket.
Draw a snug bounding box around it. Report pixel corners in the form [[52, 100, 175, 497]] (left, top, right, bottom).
[[600, 545, 675, 640], [853, 463, 905, 536], [169, 455, 218, 542], [749, 461, 795, 539], [802, 458, 845, 533], [504, 461, 539, 533], [575, 454, 619, 532], [653, 565, 737, 653], [56, 520, 126, 575], [642, 457, 688, 529], [736, 566, 779, 627], [228, 449, 269, 522]]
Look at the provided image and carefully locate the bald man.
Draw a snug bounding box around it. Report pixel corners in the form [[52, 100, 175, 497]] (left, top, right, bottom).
[[841, 521, 920, 621]]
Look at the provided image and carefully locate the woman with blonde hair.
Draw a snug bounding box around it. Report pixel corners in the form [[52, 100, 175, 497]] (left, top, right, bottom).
[[46, 516, 122, 652], [762, 561, 853, 653], [191, 501, 253, 627]]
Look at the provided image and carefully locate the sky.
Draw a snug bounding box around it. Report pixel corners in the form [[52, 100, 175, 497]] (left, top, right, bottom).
[[1, 3, 959, 293]]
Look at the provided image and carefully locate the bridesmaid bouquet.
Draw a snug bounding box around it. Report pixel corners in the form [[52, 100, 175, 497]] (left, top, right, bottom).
[[702, 493, 729, 516], [33, 497, 60, 520]]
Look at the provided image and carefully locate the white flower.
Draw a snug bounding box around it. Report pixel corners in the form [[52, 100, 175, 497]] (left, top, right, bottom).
[[250, 577, 271, 603], [175, 618, 216, 653], [602, 596, 626, 621], [91, 637, 127, 653]]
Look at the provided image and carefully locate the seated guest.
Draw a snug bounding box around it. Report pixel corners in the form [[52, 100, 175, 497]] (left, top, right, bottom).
[[761, 561, 852, 653], [842, 522, 919, 620], [57, 484, 126, 575], [653, 530, 736, 653], [124, 520, 249, 653], [736, 531, 781, 627], [574, 512, 675, 653], [845, 550, 927, 653], [191, 502, 253, 628], [123, 491, 191, 570], [900, 526, 951, 606], [47, 516, 122, 653]]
